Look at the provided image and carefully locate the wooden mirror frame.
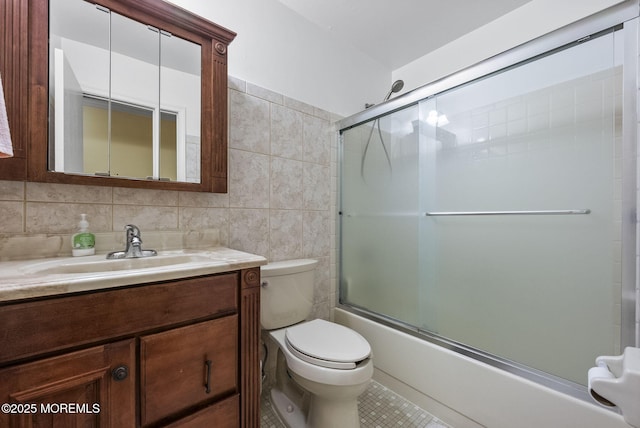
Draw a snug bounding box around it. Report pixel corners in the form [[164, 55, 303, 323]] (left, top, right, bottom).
[[0, 0, 235, 192]]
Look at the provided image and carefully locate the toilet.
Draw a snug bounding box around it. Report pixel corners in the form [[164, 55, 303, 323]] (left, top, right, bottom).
[[260, 259, 373, 428]]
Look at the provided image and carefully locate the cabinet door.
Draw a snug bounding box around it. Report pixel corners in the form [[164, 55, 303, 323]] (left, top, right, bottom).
[[140, 316, 238, 426], [0, 339, 135, 428]]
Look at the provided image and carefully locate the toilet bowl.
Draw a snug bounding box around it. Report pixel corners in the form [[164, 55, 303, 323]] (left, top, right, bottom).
[[269, 319, 373, 427], [260, 259, 374, 428]]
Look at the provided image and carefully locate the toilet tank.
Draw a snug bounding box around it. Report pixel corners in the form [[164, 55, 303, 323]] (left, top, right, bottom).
[[260, 259, 318, 330]]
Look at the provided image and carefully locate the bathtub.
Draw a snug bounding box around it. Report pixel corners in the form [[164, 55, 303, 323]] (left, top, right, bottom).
[[334, 308, 628, 428]]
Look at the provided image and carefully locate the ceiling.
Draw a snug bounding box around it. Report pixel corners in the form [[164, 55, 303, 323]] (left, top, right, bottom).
[[276, 0, 533, 70]]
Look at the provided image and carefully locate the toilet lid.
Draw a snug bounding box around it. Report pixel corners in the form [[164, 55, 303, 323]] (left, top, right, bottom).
[[285, 319, 371, 369]]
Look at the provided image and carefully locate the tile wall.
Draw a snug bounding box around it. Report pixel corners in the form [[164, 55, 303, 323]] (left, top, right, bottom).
[[0, 76, 339, 320]]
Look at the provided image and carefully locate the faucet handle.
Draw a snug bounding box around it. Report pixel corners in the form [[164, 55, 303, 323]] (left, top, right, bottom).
[[125, 224, 140, 236]]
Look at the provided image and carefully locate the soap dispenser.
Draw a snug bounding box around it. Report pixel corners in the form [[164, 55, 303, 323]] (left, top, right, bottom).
[[72, 213, 95, 256]]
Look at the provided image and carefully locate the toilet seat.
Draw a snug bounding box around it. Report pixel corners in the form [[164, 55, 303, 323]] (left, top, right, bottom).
[[285, 319, 371, 369]]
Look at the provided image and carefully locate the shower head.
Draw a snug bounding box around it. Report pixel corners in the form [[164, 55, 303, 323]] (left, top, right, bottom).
[[383, 80, 404, 101]]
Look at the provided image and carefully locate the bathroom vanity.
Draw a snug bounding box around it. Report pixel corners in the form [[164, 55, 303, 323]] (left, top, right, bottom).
[[0, 248, 265, 427]]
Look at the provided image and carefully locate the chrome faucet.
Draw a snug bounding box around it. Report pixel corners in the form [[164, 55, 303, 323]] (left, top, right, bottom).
[[106, 224, 157, 259]]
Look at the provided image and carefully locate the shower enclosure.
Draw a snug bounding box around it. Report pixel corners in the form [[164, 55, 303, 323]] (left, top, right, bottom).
[[338, 8, 637, 395]]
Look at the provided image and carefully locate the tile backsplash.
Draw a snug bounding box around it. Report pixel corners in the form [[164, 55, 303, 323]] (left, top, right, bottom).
[[0, 76, 338, 319]]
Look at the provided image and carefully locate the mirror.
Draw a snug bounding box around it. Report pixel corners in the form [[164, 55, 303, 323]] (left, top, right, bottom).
[[0, 0, 236, 192], [49, 0, 202, 183]]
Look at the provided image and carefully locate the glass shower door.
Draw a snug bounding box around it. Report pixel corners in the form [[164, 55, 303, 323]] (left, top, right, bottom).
[[340, 105, 420, 326], [417, 31, 621, 385], [339, 25, 628, 388]]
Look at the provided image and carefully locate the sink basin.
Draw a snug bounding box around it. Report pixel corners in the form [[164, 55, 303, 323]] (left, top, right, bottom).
[[21, 252, 217, 275]]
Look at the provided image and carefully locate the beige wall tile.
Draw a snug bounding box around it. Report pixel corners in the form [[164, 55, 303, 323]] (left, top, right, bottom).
[[229, 149, 270, 208], [27, 182, 112, 204], [303, 115, 331, 165], [229, 208, 269, 257], [270, 157, 303, 209], [229, 90, 270, 154], [0, 235, 66, 260], [113, 205, 178, 232], [284, 96, 315, 116], [271, 104, 303, 160], [180, 207, 229, 245], [247, 83, 284, 105], [113, 187, 179, 206], [303, 210, 329, 258], [269, 209, 302, 262], [228, 75, 246, 92], [310, 258, 332, 320], [0, 202, 24, 233], [312, 256, 331, 305], [0, 180, 24, 201], [26, 202, 112, 234], [179, 191, 229, 208], [304, 163, 330, 210]]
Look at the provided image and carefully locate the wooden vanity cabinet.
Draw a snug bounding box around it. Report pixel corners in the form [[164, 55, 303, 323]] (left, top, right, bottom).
[[0, 267, 261, 427]]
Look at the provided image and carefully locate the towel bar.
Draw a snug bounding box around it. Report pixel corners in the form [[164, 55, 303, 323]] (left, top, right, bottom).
[[424, 209, 591, 216]]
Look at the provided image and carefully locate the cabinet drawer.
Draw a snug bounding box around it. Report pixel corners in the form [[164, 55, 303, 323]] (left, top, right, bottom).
[[140, 316, 238, 426], [164, 394, 239, 428], [0, 273, 238, 364]]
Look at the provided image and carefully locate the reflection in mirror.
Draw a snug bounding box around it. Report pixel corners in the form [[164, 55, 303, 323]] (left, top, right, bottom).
[[110, 11, 158, 180], [161, 28, 201, 183], [48, 0, 202, 183], [83, 98, 153, 178], [49, 0, 109, 175]]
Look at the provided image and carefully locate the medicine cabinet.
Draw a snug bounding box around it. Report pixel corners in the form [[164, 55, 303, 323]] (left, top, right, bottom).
[[0, 0, 235, 192]]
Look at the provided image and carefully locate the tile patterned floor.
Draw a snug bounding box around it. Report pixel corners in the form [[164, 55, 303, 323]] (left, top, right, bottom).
[[261, 380, 452, 428]]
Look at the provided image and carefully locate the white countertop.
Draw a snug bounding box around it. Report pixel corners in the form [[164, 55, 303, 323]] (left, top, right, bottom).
[[0, 247, 267, 302]]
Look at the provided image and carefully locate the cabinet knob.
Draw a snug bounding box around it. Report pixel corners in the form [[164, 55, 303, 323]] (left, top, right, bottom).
[[112, 365, 129, 381]]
